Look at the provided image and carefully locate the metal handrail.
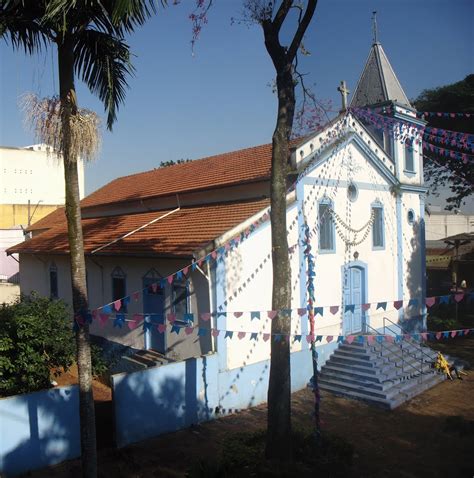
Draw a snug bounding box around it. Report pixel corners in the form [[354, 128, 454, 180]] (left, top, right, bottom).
[[365, 324, 424, 382], [383, 316, 435, 364]]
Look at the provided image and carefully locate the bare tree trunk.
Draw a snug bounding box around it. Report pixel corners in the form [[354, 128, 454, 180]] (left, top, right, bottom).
[[58, 37, 97, 478], [266, 64, 294, 460], [260, 0, 318, 461]]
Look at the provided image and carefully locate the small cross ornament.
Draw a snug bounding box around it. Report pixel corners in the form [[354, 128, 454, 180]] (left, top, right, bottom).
[[337, 80, 350, 111]]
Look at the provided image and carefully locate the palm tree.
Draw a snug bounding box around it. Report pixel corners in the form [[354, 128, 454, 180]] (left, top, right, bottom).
[[1, 1, 158, 476]]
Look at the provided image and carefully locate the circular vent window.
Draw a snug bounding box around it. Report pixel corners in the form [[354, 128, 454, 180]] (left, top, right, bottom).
[[347, 183, 358, 202]]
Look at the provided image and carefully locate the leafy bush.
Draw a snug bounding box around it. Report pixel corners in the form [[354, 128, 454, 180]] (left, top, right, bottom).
[[427, 315, 462, 332], [0, 294, 76, 396]]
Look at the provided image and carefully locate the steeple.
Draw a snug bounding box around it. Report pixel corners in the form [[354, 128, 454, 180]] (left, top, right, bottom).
[[350, 41, 411, 109]]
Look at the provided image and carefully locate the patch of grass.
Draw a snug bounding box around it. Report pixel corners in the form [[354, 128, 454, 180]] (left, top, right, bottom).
[[187, 427, 353, 477]]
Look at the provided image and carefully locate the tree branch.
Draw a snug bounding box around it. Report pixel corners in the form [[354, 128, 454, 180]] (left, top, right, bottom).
[[287, 0, 317, 61]]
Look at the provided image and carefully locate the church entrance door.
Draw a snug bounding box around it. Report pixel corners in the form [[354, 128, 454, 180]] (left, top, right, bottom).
[[343, 266, 365, 335]]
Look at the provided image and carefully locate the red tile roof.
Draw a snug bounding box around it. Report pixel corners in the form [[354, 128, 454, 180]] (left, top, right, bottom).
[[81, 143, 274, 208], [27, 207, 66, 232], [10, 199, 270, 257]]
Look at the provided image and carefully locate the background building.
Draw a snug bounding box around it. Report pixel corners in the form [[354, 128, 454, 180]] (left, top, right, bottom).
[[0, 144, 84, 301]]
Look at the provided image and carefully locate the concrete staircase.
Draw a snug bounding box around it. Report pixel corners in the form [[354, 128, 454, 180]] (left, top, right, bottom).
[[319, 339, 445, 409]]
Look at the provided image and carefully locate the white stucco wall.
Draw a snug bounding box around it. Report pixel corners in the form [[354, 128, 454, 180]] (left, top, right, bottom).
[[0, 144, 84, 205]]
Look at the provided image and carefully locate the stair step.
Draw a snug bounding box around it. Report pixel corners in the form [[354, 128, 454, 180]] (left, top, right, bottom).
[[319, 339, 444, 409]]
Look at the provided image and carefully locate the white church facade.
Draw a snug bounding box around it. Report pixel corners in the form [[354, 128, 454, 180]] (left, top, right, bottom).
[[10, 41, 428, 375]]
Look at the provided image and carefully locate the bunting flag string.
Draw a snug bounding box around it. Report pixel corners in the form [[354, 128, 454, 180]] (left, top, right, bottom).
[[417, 111, 472, 119], [90, 291, 474, 325], [76, 310, 474, 345]]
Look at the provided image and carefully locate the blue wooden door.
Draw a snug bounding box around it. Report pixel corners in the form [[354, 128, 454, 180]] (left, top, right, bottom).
[[343, 267, 364, 334], [143, 277, 165, 352]]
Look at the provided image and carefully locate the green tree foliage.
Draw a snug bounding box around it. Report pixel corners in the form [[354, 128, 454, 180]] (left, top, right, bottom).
[[159, 158, 192, 168], [0, 294, 75, 397], [413, 75, 474, 209]]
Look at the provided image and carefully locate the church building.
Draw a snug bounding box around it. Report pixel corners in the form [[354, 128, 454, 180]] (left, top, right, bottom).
[[9, 39, 438, 428]]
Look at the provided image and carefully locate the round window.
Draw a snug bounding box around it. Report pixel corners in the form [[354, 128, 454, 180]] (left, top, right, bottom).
[[347, 183, 358, 202], [407, 209, 415, 224]]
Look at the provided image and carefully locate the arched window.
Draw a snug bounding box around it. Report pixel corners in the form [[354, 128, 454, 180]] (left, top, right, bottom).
[[371, 203, 385, 249], [404, 138, 415, 172], [318, 198, 335, 252], [49, 263, 58, 299]]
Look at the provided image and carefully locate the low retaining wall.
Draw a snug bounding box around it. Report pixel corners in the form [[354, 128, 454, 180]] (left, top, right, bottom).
[[112, 343, 338, 448], [0, 385, 80, 476]]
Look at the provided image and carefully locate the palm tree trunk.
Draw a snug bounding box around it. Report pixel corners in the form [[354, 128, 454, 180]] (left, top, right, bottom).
[[58, 37, 97, 478], [266, 63, 295, 461]]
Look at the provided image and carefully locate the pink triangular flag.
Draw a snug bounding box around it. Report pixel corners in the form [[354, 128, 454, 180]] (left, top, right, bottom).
[[436, 332, 442, 340], [421, 333, 428, 341], [426, 297, 436, 307], [393, 300, 403, 310], [92, 309, 99, 320], [367, 335, 374, 344], [114, 299, 122, 312], [185, 327, 194, 335], [451, 331, 457, 338], [386, 335, 394, 343], [454, 293, 464, 303], [306, 334, 314, 343], [297, 308, 307, 316], [167, 313, 176, 324], [158, 323, 166, 334], [330, 306, 339, 315], [267, 310, 278, 319], [234, 312, 243, 318], [346, 335, 355, 344], [211, 329, 220, 337], [183, 266, 189, 276], [167, 275, 174, 284], [200, 313, 211, 321], [263, 333, 271, 342], [362, 303, 371, 311], [151, 283, 158, 293], [238, 331, 246, 340], [211, 250, 217, 259], [99, 313, 109, 328], [133, 291, 140, 302], [464, 329, 471, 336], [326, 335, 333, 343]]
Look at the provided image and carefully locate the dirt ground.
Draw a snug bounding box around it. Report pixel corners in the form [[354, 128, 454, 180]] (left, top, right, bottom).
[[31, 337, 474, 478]]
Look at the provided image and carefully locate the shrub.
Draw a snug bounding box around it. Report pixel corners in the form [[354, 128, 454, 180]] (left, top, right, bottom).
[[0, 294, 75, 396]]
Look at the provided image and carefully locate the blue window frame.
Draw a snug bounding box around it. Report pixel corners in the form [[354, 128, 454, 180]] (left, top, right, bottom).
[[372, 205, 384, 249], [318, 199, 335, 252], [49, 263, 58, 299], [404, 138, 415, 172], [173, 279, 191, 323]]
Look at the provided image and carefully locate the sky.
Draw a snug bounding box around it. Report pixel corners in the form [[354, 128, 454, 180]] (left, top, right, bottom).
[[0, 0, 473, 195]]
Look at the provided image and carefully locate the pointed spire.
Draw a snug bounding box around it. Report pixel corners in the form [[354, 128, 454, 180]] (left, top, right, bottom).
[[350, 38, 411, 108]]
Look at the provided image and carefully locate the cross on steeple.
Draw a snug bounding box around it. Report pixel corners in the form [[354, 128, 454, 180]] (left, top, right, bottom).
[[337, 80, 350, 111], [372, 11, 378, 44]]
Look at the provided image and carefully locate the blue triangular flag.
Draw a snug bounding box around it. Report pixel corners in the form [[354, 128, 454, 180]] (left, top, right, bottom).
[[337, 336, 344, 343], [294, 335, 302, 342], [314, 307, 324, 317], [357, 335, 365, 344], [315, 335, 323, 342], [376, 302, 387, 310], [250, 332, 258, 341], [408, 298, 418, 307], [251, 311, 261, 320], [376, 335, 384, 344], [102, 304, 112, 314], [439, 295, 450, 304], [345, 304, 355, 313], [225, 330, 234, 339], [114, 314, 125, 328], [198, 327, 207, 336], [184, 313, 194, 323], [442, 331, 449, 339], [171, 324, 181, 334], [274, 334, 282, 342], [123, 296, 131, 305]]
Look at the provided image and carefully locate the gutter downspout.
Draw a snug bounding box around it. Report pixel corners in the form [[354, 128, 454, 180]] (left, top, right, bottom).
[[91, 195, 181, 255]]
